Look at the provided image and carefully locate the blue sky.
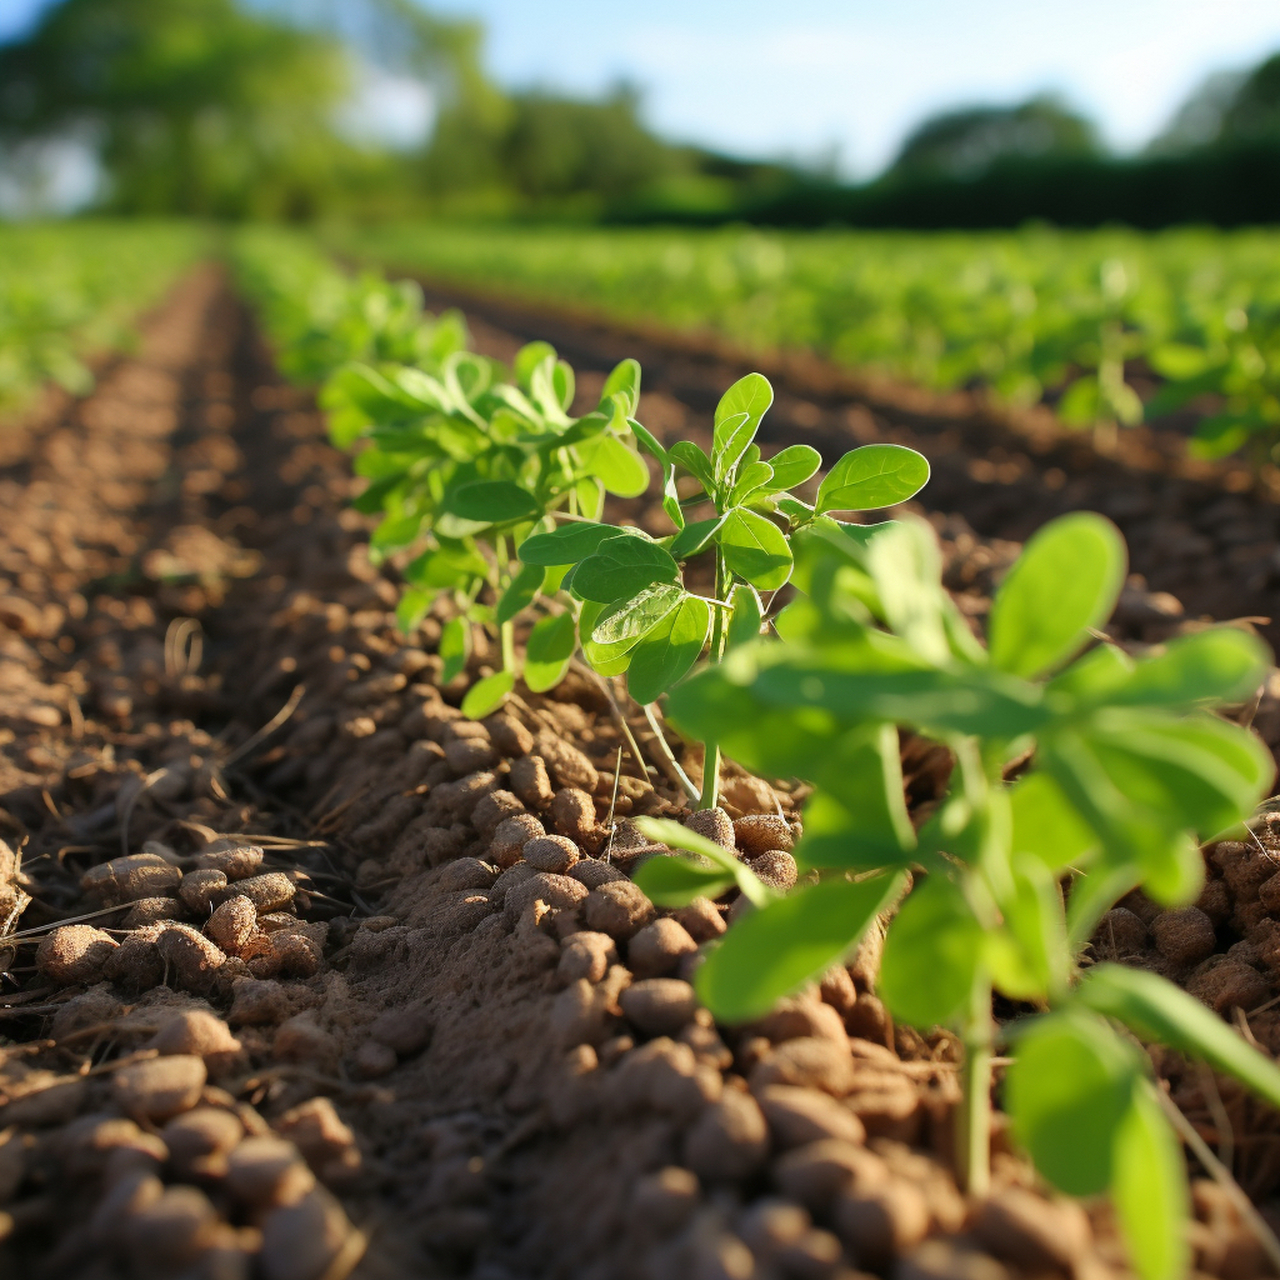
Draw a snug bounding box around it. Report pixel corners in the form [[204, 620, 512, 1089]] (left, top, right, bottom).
[[7, 0, 1280, 175]]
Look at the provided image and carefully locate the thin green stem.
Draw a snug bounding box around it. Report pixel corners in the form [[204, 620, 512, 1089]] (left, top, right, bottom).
[[698, 547, 729, 810], [958, 971, 993, 1199], [500, 620, 516, 673]]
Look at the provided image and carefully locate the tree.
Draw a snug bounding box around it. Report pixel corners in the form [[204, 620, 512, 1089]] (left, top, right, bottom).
[[890, 95, 1101, 178], [0, 0, 356, 218], [1153, 51, 1280, 153]]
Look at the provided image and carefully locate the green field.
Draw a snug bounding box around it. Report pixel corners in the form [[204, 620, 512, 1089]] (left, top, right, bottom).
[[0, 220, 208, 415], [337, 222, 1280, 460]]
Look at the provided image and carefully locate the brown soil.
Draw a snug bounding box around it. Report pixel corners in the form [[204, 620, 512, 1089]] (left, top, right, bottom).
[[1, 266, 1279, 1280]]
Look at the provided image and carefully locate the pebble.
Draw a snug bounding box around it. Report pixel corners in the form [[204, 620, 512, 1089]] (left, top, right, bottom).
[[434, 857, 498, 892], [683, 1089, 769, 1181], [548, 787, 599, 849], [509, 754, 554, 809], [627, 917, 698, 978], [206, 895, 258, 955], [483, 713, 533, 757], [156, 923, 226, 993], [504, 871, 589, 924], [734, 814, 795, 855], [772, 1139, 887, 1211], [971, 1187, 1093, 1272], [192, 841, 264, 880], [490, 813, 545, 867], [471, 789, 525, 837], [632, 1166, 700, 1234], [1151, 906, 1217, 965], [150, 1009, 242, 1062], [122, 896, 185, 928], [898, 1240, 1012, 1280], [749, 850, 798, 891], [523, 835, 581, 874], [584, 880, 656, 940], [113, 1054, 207, 1121], [1094, 906, 1149, 954], [749, 1037, 856, 1097], [445, 736, 498, 775], [225, 1137, 315, 1207], [1187, 957, 1269, 1013], [369, 1002, 433, 1056], [619, 978, 700, 1036], [757, 1084, 867, 1147], [684, 807, 736, 850], [162, 1107, 244, 1176], [558, 931, 619, 984], [536, 734, 599, 792], [273, 1013, 340, 1068], [121, 1184, 219, 1272], [352, 1040, 397, 1079], [228, 976, 296, 1025], [80, 853, 182, 905], [260, 1186, 359, 1280], [671, 897, 727, 942], [753, 995, 848, 1046], [276, 1097, 360, 1183], [832, 1183, 931, 1267], [214, 871, 295, 914], [178, 868, 228, 915], [570, 859, 627, 889], [35, 925, 119, 984]]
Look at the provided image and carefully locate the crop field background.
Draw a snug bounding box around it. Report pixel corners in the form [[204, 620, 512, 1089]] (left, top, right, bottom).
[[6, 2, 1280, 1280]]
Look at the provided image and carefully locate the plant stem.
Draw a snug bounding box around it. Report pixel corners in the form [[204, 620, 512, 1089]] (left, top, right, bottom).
[[698, 546, 728, 810], [958, 972, 993, 1199], [641, 703, 700, 802], [500, 620, 516, 673]]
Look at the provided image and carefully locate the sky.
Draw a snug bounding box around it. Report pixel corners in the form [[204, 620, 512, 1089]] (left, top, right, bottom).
[[5, 0, 1280, 176]]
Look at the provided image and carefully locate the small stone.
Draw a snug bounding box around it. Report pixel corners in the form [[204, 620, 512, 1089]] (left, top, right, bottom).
[[898, 1240, 1012, 1280], [490, 813, 545, 867], [156, 923, 226, 993], [273, 1013, 339, 1069], [684, 1089, 769, 1180], [36, 925, 118, 984], [773, 1139, 887, 1212], [504, 871, 589, 924], [628, 918, 698, 978], [435, 857, 497, 892], [123, 897, 186, 928], [619, 978, 700, 1036], [483, 713, 533, 757], [671, 897, 726, 942], [1187, 957, 1269, 1014], [192, 841, 264, 880], [757, 1085, 867, 1147], [1152, 906, 1217, 966], [558, 931, 618, 984], [121, 1184, 219, 1272], [570, 859, 626, 889], [446, 736, 498, 775], [548, 788, 600, 850], [151, 1009, 241, 1062], [369, 1002, 433, 1056], [734, 814, 795, 855], [684, 807, 735, 850], [509, 754, 554, 809], [536, 735, 599, 792], [80, 853, 181, 905], [162, 1107, 244, 1177], [276, 1097, 360, 1183], [523, 835, 581, 874], [225, 1137, 315, 1207], [259, 1186, 359, 1280], [749, 850, 798, 892], [352, 1040, 397, 1079], [207, 895, 257, 955], [471, 790, 524, 838], [179, 868, 229, 915], [584, 880, 656, 940], [971, 1187, 1092, 1272], [214, 872, 294, 914], [750, 1037, 856, 1097], [632, 1166, 700, 1234], [113, 1055, 207, 1121], [228, 977, 295, 1026], [832, 1182, 931, 1267]]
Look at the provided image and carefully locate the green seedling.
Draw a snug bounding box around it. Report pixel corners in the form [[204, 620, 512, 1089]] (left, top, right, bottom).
[[518, 371, 929, 806], [641, 509, 1278, 1279]]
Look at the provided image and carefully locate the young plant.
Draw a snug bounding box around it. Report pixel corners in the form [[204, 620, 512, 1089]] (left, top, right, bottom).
[[639, 509, 1280, 1279], [517, 372, 929, 806]]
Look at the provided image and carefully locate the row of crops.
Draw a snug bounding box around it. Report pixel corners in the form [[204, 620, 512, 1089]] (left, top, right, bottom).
[[335, 222, 1280, 463], [0, 220, 209, 416], [231, 227, 1280, 1280]]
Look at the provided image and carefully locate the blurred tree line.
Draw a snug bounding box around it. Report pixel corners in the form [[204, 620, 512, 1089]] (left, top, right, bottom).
[[1, 0, 1278, 226]]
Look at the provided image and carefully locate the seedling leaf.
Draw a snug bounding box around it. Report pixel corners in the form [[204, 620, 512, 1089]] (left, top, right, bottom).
[[719, 508, 793, 590], [573, 538, 680, 603], [524, 612, 576, 693], [626, 595, 712, 704], [988, 513, 1125, 679], [462, 668, 515, 719], [816, 444, 930, 514]]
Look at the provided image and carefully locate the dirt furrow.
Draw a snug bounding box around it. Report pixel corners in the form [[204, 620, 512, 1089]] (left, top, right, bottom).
[[2, 267, 1279, 1280]]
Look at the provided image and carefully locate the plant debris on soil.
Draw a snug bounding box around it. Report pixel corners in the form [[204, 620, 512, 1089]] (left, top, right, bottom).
[[3, 265, 1280, 1280]]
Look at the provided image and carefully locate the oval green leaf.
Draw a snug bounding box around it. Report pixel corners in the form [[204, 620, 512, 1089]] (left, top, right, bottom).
[[462, 668, 514, 719], [444, 480, 539, 525], [572, 538, 680, 604], [625, 595, 712, 705], [816, 444, 930, 514], [987, 512, 1126, 679], [718, 507, 793, 591], [524, 612, 576, 693]]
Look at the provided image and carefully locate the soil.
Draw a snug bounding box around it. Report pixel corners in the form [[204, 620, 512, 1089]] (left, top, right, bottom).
[[2, 265, 1280, 1280]]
